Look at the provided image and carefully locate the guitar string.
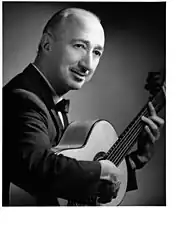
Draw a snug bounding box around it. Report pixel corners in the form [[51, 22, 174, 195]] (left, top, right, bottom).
[[110, 104, 158, 166], [106, 96, 158, 160], [109, 90, 164, 164], [113, 98, 164, 164], [108, 108, 149, 165], [110, 100, 163, 165], [112, 121, 145, 165], [112, 102, 161, 166], [109, 101, 162, 166], [109, 121, 143, 164], [106, 92, 163, 165], [107, 103, 151, 160]]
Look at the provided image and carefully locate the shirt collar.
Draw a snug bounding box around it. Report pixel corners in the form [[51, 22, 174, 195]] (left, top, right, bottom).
[[32, 63, 62, 104]]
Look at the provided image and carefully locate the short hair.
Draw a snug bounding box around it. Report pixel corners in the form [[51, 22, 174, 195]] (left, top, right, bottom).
[[37, 8, 101, 54]]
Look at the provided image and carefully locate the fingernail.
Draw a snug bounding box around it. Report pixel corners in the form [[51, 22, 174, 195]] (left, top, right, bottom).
[[145, 125, 149, 131]]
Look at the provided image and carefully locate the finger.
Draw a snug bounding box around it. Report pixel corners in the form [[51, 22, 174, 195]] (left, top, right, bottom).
[[114, 181, 120, 194], [144, 125, 158, 143], [148, 102, 156, 116], [141, 116, 159, 135], [113, 189, 119, 198], [150, 115, 164, 129], [100, 174, 118, 184], [112, 182, 120, 198]]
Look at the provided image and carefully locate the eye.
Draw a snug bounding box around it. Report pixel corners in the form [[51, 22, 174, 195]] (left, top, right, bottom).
[[74, 43, 86, 49], [93, 50, 102, 57]]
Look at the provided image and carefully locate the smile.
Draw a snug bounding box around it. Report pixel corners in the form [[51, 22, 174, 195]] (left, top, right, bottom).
[[70, 68, 86, 77], [70, 69, 86, 81]]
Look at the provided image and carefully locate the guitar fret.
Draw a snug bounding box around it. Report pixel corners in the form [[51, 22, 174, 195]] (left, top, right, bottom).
[[106, 88, 165, 166]]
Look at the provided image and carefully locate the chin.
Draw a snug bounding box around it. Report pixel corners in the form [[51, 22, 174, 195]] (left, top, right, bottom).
[[70, 84, 83, 90], [69, 80, 85, 90]]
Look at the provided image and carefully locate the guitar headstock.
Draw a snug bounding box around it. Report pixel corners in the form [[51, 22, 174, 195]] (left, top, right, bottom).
[[145, 70, 166, 97]]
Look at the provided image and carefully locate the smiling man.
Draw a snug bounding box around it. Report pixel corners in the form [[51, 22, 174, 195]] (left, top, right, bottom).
[[3, 8, 164, 206], [35, 8, 104, 94]]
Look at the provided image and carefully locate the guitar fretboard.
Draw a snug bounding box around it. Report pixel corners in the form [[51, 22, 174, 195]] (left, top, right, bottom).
[[106, 88, 165, 166]]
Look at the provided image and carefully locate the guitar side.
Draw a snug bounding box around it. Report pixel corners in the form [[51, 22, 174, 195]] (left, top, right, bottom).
[[55, 120, 128, 206]]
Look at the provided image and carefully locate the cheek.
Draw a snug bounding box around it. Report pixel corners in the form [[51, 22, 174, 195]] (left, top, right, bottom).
[[49, 47, 71, 67], [92, 59, 100, 71], [63, 47, 83, 65]]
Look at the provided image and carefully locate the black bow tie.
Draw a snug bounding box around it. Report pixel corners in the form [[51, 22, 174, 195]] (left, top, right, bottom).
[[55, 99, 70, 113]]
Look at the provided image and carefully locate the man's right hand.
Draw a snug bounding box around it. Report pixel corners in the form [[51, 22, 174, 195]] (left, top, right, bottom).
[[98, 160, 121, 204]]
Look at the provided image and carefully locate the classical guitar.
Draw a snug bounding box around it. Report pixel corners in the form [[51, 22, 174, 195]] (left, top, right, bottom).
[[9, 72, 165, 206], [52, 71, 166, 206]]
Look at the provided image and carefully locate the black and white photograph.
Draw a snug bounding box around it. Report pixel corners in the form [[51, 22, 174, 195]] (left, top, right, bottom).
[[3, 1, 166, 208]]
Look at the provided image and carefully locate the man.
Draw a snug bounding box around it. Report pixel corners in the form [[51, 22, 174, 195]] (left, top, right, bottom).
[[3, 8, 164, 206]]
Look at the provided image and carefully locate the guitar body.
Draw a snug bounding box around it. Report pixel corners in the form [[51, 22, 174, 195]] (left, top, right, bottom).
[[10, 120, 128, 206], [52, 120, 128, 206]]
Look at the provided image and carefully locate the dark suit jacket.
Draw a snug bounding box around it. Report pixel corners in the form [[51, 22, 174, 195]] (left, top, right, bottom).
[[3, 64, 137, 206]]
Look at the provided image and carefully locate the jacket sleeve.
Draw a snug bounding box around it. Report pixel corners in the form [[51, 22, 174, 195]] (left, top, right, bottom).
[[4, 89, 101, 201]]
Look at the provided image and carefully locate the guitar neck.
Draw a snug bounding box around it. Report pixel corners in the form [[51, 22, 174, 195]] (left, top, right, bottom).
[[106, 88, 165, 166]]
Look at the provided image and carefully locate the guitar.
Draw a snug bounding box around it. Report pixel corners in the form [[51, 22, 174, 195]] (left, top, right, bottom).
[[53, 71, 166, 206], [9, 71, 165, 206]]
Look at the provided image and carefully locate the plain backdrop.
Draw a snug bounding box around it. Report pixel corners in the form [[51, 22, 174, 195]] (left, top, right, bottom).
[[3, 1, 166, 206]]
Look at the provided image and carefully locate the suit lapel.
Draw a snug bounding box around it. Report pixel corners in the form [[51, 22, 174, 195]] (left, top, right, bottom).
[[22, 64, 64, 143]]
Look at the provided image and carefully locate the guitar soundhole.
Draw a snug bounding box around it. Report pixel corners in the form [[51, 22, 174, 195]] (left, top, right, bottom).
[[94, 151, 107, 161]]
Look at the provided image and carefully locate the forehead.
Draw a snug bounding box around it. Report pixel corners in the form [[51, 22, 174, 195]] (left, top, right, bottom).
[[57, 13, 105, 48]]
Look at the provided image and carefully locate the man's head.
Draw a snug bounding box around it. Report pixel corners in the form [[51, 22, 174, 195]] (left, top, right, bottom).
[[35, 8, 105, 96]]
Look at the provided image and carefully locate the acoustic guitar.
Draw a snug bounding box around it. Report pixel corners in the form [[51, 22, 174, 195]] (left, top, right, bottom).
[[53, 71, 166, 206], [10, 72, 165, 206]]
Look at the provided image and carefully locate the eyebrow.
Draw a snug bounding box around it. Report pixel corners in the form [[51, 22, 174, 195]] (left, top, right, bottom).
[[71, 38, 104, 52]]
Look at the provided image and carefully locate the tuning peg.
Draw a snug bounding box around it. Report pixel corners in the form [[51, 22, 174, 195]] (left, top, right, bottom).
[[145, 71, 164, 96]]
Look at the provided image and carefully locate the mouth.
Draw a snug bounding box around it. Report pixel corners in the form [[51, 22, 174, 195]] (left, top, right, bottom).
[[70, 68, 87, 82]]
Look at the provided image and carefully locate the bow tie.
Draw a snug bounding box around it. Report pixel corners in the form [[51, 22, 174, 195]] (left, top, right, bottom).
[[55, 99, 70, 113]]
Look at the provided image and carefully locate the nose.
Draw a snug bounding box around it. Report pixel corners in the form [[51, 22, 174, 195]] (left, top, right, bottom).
[[78, 53, 93, 74]]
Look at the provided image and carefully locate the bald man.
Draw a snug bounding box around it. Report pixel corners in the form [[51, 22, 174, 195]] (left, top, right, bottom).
[[3, 8, 164, 206]]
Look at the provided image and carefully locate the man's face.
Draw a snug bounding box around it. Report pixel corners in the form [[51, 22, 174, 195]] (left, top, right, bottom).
[[47, 13, 105, 94]]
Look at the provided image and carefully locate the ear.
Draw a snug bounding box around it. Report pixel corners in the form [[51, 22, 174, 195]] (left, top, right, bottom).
[[40, 33, 53, 52]]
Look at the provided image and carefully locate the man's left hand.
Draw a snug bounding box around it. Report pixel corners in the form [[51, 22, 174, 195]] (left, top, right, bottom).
[[137, 102, 164, 166]]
